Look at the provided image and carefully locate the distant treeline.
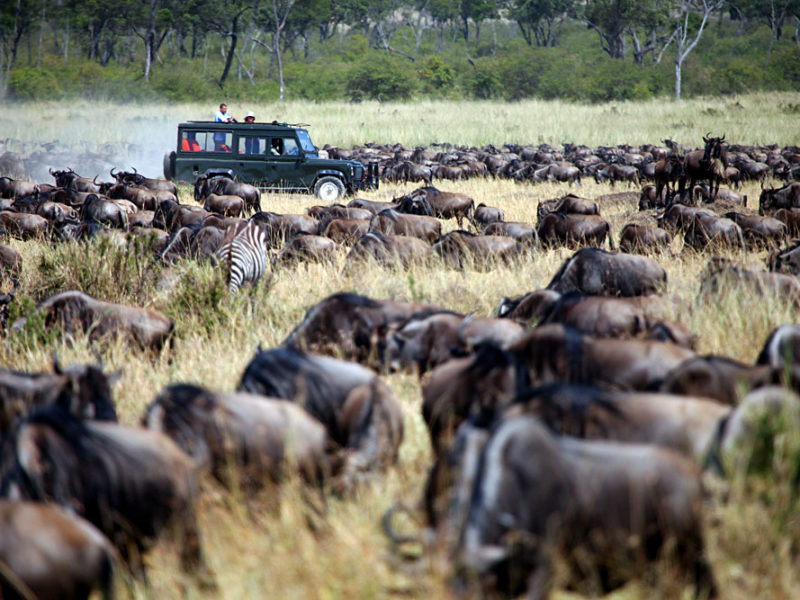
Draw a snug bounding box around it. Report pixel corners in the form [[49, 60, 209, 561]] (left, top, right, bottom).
[[1, 0, 799, 103]]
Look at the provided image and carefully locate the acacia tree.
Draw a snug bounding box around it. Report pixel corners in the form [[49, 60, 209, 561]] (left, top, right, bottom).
[[509, 0, 575, 47], [673, 0, 726, 98], [584, 0, 641, 58]]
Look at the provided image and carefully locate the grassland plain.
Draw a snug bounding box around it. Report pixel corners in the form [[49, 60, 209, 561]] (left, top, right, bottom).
[[3, 92, 800, 157], [1, 97, 799, 598]]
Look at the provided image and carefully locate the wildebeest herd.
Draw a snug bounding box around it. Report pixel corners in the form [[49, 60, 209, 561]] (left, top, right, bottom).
[[1, 133, 800, 598]]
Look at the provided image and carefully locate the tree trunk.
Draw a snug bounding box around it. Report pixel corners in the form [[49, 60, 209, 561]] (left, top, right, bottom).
[[63, 14, 69, 66], [675, 59, 682, 99], [219, 31, 238, 88], [37, 0, 46, 69]]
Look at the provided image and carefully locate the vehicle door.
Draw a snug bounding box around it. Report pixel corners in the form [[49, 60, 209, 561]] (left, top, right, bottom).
[[264, 136, 307, 190], [234, 134, 271, 186]]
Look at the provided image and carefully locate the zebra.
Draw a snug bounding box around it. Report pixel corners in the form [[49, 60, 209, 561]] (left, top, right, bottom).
[[215, 221, 268, 293]]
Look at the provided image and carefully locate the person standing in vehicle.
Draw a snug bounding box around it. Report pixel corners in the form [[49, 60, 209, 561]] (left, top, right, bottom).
[[214, 103, 235, 151], [243, 112, 259, 154], [215, 103, 236, 123]]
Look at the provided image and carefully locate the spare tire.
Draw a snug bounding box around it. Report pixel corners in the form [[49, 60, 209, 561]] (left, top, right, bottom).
[[163, 151, 176, 180]]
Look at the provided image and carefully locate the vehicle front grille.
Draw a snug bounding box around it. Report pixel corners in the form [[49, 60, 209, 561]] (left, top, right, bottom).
[[353, 164, 365, 180]]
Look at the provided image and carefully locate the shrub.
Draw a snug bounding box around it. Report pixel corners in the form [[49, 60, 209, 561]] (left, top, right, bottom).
[[418, 55, 455, 94], [345, 54, 419, 102], [8, 67, 61, 100]]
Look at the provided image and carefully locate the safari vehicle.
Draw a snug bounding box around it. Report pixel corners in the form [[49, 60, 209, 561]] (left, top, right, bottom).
[[163, 121, 378, 202]]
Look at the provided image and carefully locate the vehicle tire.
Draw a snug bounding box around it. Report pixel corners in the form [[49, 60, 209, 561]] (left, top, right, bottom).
[[163, 151, 176, 180], [314, 176, 345, 202]]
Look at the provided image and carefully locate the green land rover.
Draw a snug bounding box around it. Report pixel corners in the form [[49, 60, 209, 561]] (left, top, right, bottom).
[[163, 121, 378, 202]]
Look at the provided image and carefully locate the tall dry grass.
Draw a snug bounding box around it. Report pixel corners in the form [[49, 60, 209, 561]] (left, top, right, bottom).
[[4, 92, 800, 154], [1, 171, 799, 599]]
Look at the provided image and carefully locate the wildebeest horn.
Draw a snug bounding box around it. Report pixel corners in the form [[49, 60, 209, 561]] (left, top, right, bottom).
[[380, 503, 420, 547], [110, 167, 118, 178], [49, 167, 55, 175], [131, 166, 138, 174], [92, 175, 99, 185]]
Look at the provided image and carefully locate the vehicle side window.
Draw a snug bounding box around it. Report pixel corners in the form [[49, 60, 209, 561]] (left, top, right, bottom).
[[180, 131, 203, 152], [238, 136, 268, 155], [212, 131, 233, 153], [269, 137, 299, 157]]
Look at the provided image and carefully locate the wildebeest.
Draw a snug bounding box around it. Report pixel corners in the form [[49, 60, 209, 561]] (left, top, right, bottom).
[[322, 217, 370, 244], [81, 194, 129, 229], [755, 324, 800, 370], [284, 292, 439, 365], [507, 323, 696, 391], [723, 212, 786, 250], [618, 222, 673, 253], [273, 233, 336, 267], [682, 213, 745, 252], [759, 182, 800, 215], [307, 203, 373, 222], [111, 167, 178, 196], [659, 355, 773, 405], [547, 248, 667, 296], [0, 359, 118, 434], [537, 213, 614, 250], [385, 312, 523, 375], [657, 204, 717, 234], [0, 244, 21, 278], [401, 186, 475, 227], [0, 405, 214, 586], [679, 134, 728, 202], [0, 211, 49, 239], [237, 347, 403, 487], [514, 384, 731, 460], [530, 162, 581, 184], [653, 154, 684, 201], [346, 197, 398, 215], [145, 383, 330, 489], [768, 240, 800, 275], [699, 258, 800, 306], [0, 500, 116, 600], [536, 291, 691, 346], [594, 163, 640, 186], [193, 174, 260, 214], [0, 176, 38, 200], [12, 290, 174, 351], [453, 414, 717, 599], [369, 209, 441, 243], [536, 194, 599, 221], [50, 168, 101, 193], [472, 203, 504, 228], [346, 232, 432, 269], [203, 193, 245, 218], [496, 289, 562, 323], [482, 221, 538, 247], [433, 230, 521, 270], [250, 211, 318, 247], [773, 207, 800, 237], [421, 345, 517, 457]]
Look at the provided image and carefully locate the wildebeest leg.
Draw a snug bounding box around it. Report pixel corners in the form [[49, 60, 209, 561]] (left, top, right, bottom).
[[175, 513, 217, 591]]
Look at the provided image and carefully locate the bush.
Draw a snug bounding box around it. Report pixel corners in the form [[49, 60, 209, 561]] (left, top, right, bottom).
[[8, 67, 61, 100], [418, 55, 455, 94], [345, 54, 419, 102]]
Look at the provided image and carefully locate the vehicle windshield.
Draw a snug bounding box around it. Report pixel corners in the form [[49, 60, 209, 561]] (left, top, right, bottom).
[[297, 130, 317, 154]]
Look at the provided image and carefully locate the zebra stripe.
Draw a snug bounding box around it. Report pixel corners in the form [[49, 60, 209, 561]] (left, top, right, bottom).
[[215, 222, 268, 293]]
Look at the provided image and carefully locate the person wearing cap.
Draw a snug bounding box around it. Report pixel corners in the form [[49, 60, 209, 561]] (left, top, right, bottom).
[[243, 112, 259, 154]]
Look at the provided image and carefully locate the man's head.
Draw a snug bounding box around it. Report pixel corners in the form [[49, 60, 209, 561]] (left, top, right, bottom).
[[219, 103, 228, 113], [245, 111, 255, 123]]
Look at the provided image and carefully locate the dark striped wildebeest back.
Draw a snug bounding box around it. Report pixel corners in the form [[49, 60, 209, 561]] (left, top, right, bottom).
[[215, 221, 268, 293]]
